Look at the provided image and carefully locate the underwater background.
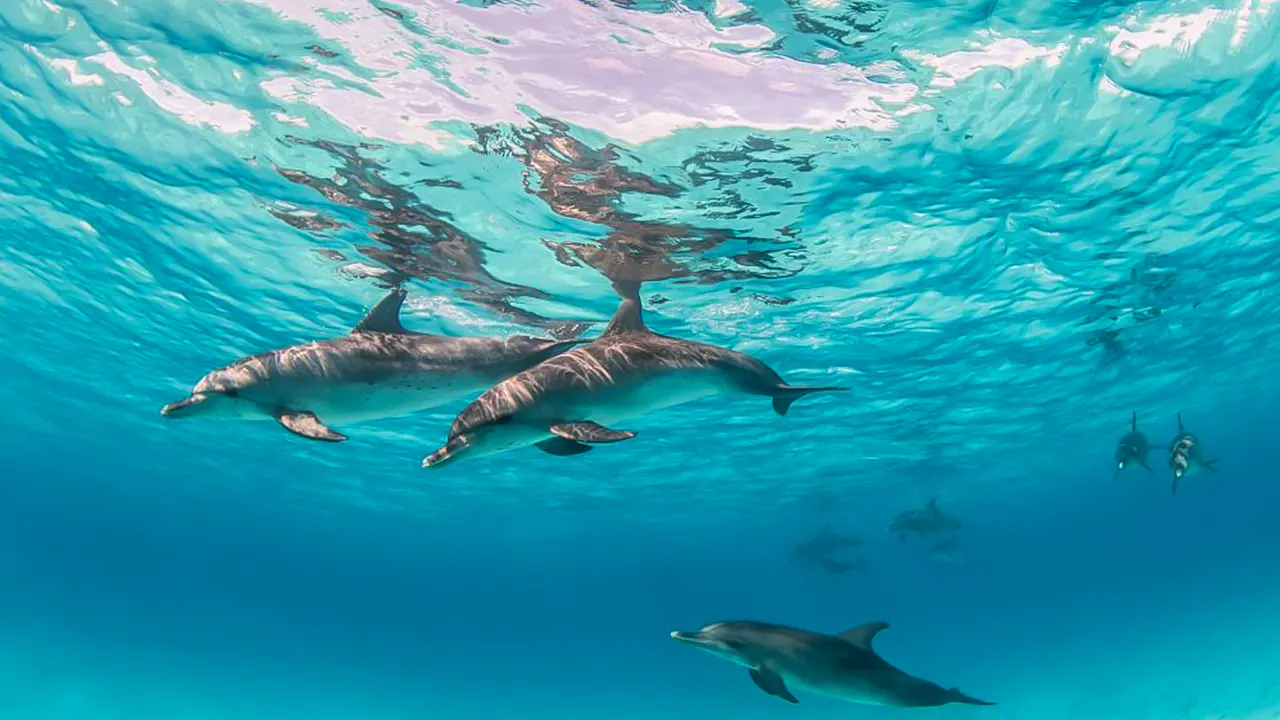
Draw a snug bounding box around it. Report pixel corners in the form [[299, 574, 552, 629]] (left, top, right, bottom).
[[2, 0, 1280, 717]]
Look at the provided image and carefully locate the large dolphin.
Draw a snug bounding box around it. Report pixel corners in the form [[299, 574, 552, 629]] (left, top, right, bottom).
[[422, 283, 846, 468], [161, 289, 584, 442], [1168, 413, 1218, 494], [670, 620, 995, 708], [1113, 411, 1153, 481]]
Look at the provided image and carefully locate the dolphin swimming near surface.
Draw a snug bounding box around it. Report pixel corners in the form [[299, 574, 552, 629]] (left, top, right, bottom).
[[670, 620, 995, 708], [1168, 413, 1218, 495], [888, 498, 963, 543], [421, 282, 846, 468], [161, 289, 585, 442], [1113, 411, 1153, 481]]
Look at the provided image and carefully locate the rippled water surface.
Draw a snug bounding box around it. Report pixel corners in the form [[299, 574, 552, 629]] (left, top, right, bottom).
[[2, 0, 1280, 717]]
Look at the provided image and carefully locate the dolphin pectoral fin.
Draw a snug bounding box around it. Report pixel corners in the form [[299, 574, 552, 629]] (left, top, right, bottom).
[[1203, 459, 1220, 473], [1140, 459, 1154, 474], [535, 437, 594, 456], [838, 621, 889, 650], [749, 667, 798, 704], [274, 411, 347, 442], [771, 385, 847, 416], [1171, 477, 1179, 495], [549, 422, 636, 444]]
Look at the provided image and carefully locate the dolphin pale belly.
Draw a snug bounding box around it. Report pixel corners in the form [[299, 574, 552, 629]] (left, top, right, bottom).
[[670, 620, 995, 708], [161, 289, 584, 443], [1168, 413, 1219, 494], [422, 282, 846, 468]]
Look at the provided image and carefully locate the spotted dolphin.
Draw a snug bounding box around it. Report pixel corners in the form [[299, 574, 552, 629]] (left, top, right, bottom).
[[422, 283, 846, 468], [1114, 411, 1153, 481], [1168, 413, 1218, 494], [161, 289, 584, 442], [670, 620, 995, 708]]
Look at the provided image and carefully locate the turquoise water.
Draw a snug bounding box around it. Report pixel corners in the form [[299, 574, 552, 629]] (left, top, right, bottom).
[[3, 0, 1280, 717]]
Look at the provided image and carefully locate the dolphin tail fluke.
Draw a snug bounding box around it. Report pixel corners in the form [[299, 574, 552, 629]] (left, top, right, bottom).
[[948, 688, 996, 706], [771, 385, 847, 416]]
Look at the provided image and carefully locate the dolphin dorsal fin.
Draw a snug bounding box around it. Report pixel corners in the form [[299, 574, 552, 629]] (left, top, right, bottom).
[[926, 497, 938, 513], [839, 621, 889, 650], [1177, 413, 1184, 432], [353, 288, 408, 334], [602, 281, 648, 337], [1131, 411, 1137, 432]]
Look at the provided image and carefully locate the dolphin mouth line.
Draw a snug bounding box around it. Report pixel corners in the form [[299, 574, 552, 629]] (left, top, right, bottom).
[[160, 394, 206, 417], [670, 631, 704, 644]]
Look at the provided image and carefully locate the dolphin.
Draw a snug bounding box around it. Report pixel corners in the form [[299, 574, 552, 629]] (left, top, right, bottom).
[[1113, 411, 1153, 481], [888, 498, 963, 543], [790, 525, 864, 568], [670, 620, 995, 708], [161, 289, 584, 442], [422, 283, 846, 468], [1168, 413, 1218, 494]]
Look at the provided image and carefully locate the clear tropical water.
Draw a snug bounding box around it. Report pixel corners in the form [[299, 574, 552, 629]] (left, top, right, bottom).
[[3, 0, 1280, 717]]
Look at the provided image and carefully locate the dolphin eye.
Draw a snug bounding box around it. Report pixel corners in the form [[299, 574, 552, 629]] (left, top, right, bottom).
[[223, 389, 239, 398]]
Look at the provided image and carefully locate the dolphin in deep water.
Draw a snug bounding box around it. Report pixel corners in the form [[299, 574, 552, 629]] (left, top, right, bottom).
[[160, 289, 584, 442], [421, 283, 847, 468], [1168, 413, 1218, 495], [1113, 411, 1153, 481], [670, 620, 995, 708], [888, 498, 963, 543]]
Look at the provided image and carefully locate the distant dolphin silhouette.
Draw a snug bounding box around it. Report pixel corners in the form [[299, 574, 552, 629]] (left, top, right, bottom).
[[1114, 411, 1153, 481], [888, 498, 963, 542], [1168, 413, 1218, 494], [422, 282, 846, 468], [161, 289, 583, 442], [671, 620, 995, 708]]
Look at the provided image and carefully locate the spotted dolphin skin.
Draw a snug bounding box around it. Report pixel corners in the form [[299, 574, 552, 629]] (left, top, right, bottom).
[[161, 289, 584, 442], [1168, 413, 1218, 494], [670, 620, 995, 708], [422, 283, 846, 468], [1114, 411, 1153, 481]]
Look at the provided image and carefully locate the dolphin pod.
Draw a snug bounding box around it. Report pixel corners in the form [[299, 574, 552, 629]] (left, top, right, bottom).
[[164, 283, 996, 708]]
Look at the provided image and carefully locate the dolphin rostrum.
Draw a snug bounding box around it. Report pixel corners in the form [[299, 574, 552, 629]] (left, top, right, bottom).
[[670, 620, 995, 708], [1114, 411, 1153, 481], [421, 283, 846, 468], [161, 289, 584, 442], [1168, 413, 1218, 494]]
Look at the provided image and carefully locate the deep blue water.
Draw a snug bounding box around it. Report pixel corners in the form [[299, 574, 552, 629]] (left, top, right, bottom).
[[3, 0, 1280, 718]]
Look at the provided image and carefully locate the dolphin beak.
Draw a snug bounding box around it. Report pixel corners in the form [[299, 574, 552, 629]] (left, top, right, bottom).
[[422, 437, 469, 469], [161, 393, 207, 417], [670, 631, 704, 644]]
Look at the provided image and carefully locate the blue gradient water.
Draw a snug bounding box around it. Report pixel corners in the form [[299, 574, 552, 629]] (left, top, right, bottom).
[[3, 0, 1280, 718]]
